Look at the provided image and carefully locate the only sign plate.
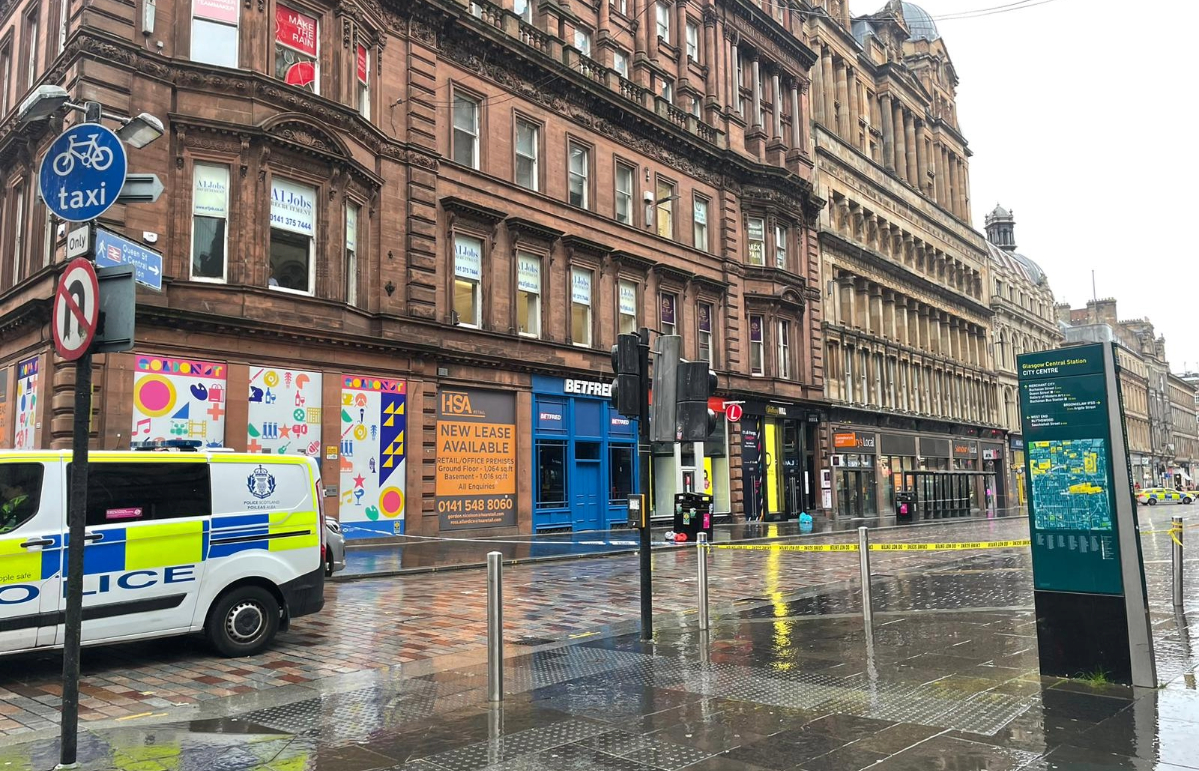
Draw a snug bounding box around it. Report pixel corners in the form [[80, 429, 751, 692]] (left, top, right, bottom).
[[53, 258, 100, 360], [39, 124, 128, 222]]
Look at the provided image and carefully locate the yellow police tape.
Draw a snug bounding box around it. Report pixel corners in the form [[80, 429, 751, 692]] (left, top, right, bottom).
[[709, 539, 1031, 553]]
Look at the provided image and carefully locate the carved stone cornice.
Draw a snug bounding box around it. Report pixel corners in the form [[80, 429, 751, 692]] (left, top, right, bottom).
[[654, 264, 694, 286], [610, 251, 656, 274], [440, 196, 507, 227], [505, 217, 564, 245], [561, 234, 611, 260]]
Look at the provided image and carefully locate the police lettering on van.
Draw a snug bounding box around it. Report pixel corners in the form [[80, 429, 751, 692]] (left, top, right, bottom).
[[0, 451, 325, 657]]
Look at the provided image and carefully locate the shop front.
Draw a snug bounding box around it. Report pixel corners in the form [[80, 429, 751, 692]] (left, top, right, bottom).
[[832, 429, 878, 518], [878, 433, 918, 515], [1010, 436, 1026, 506], [981, 442, 1005, 512], [651, 397, 731, 521], [532, 375, 638, 531], [741, 402, 818, 520]]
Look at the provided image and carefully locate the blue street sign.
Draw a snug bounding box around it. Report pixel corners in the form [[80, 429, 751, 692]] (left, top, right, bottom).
[[94, 228, 163, 292], [39, 124, 128, 222]]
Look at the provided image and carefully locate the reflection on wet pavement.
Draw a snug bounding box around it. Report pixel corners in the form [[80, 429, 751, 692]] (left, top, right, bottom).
[[1, 507, 1197, 769]]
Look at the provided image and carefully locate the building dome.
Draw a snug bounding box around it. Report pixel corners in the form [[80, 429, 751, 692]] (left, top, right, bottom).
[[988, 203, 1011, 220], [900, 2, 940, 41]]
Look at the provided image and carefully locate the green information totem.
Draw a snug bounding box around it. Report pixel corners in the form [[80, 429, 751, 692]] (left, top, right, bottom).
[[1018, 343, 1155, 686]]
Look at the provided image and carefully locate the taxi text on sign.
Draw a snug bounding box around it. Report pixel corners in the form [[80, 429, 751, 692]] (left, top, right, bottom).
[[53, 258, 100, 360], [39, 124, 128, 222]]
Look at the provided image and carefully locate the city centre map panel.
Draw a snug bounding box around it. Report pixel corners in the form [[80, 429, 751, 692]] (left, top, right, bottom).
[[1029, 438, 1113, 531]]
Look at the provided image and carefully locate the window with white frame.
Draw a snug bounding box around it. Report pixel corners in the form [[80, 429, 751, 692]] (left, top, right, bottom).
[[614, 0, 627, 13], [452, 92, 480, 169], [777, 319, 791, 379], [774, 223, 788, 269], [690, 96, 701, 117], [517, 252, 541, 337], [656, 178, 675, 239], [454, 234, 483, 327], [574, 28, 591, 57], [568, 141, 589, 208], [191, 163, 230, 281], [655, 3, 670, 42], [749, 315, 765, 376], [57, 0, 68, 53], [615, 162, 634, 225], [192, 0, 239, 67], [685, 20, 698, 59], [268, 177, 316, 293], [1, 45, 10, 116], [618, 279, 638, 335], [274, 4, 318, 93], [515, 118, 539, 191], [693, 196, 709, 252], [735, 51, 744, 114], [613, 49, 629, 79], [747, 217, 765, 265], [698, 302, 713, 364], [660, 77, 673, 101], [571, 267, 593, 346], [10, 184, 24, 286], [345, 202, 359, 305], [356, 43, 370, 118], [513, 0, 531, 21], [23, 9, 38, 88], [660, 291, 677, 336]]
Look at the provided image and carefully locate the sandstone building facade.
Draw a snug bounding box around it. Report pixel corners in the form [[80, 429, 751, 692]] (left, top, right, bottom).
[[0, 0, 826, 536], [807, 0, 1004, 519], [982, 204, 1062, 504]]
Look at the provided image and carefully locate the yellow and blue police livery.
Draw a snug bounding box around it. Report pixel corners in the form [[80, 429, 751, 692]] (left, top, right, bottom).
[[1135, 487, 1194, 506], [0, 451, 325, 657]]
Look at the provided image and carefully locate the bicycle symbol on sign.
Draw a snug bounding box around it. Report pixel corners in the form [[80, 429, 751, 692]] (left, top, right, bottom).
[[51, 132, 115, 176]]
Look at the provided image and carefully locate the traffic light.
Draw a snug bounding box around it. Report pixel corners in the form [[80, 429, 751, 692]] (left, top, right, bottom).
[[675, 360, 718, 441], [610, 333, 641, 418]]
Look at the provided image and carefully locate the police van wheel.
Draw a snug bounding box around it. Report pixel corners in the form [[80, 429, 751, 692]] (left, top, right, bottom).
[[208, 586, 280, 657]]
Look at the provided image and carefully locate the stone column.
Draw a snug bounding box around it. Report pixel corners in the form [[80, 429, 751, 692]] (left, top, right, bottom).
[[880, 93, 894, 171], [903, 110, 917, 185], [893, 100, 906, 176], [751, 56, 762, 129], [703, 13, 717, 102], [962, 162, 971, 220], [790, 82, 801, 149], [846, 67, 859, 148], [811, 46, 826, 125], [914, 120, 925, 194], [934, 143, 945, 204], [947, 153, 959, 217], [599, 0, 611, 37], [675, 0, 686, 65], [633, 0, 646, 56], [821, 48, 836, 130], [772, 72, 782, 139], [835, 60, 849, 139]]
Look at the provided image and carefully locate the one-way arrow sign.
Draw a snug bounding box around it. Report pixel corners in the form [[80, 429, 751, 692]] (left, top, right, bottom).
[[116, 173, 164, 205]]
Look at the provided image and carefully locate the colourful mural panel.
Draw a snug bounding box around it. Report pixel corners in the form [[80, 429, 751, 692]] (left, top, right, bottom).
[[339, 375, 406, 539], [13, 357, 39, 450], [247, 367, 322, 456], [132, 355, 227, 447]]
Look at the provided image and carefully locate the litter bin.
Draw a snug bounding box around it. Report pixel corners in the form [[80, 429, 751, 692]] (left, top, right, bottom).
[[894, 490, 916, 522], [673, 492, 714, 541]]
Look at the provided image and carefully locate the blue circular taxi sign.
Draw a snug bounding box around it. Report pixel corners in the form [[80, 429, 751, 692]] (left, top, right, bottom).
[[39, 123, 127, 222]]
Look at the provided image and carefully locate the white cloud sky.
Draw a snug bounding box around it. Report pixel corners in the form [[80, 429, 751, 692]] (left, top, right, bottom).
[[849, 0, 1199, 371]]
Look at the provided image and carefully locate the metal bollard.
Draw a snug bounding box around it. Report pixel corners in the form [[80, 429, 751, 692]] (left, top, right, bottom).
[[1173, 516, 1184, 608], [697, 532, 710, 631], [487, 551, 503, 702], [858, 526, 874, 637]]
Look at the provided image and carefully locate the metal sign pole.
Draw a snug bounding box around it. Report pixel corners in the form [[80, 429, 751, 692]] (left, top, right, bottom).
[[58, 102, 104, 770], [637, 327, 653, 641]]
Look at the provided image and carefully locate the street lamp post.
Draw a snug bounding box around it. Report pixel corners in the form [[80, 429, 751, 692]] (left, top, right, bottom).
[[18, 86, 163, 771]]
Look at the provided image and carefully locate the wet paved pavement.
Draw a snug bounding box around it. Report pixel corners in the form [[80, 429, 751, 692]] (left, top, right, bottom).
[[1, 508, 1198, 769], [340, 509, 1028, 577]]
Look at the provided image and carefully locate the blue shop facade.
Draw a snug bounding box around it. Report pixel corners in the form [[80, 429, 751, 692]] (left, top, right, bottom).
[[532, 375, 638, 531]]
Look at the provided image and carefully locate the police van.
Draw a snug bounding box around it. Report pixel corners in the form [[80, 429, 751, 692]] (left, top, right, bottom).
[[0, 450, 325, 657]]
